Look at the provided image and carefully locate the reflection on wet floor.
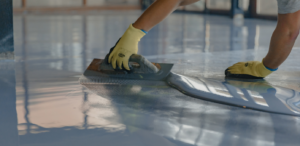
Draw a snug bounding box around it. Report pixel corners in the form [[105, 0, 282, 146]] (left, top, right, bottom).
[[167, 73, 300, 116], [79, 72, 300, 146], [1, 10, 300, 145]]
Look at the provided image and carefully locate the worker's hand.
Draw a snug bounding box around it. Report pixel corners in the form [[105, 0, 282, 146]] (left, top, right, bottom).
[[225, 60, 273, 79], [108, 24, 146, 70]]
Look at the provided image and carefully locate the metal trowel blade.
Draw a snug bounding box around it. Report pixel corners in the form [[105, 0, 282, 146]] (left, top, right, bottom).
[[83, 59, 173, 81]]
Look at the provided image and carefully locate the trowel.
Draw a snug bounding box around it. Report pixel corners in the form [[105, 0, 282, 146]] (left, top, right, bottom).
[[83, 54, 173, 81]]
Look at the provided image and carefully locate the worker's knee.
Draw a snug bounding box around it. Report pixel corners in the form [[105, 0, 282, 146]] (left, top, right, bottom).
[[179, 0, 200, 6]]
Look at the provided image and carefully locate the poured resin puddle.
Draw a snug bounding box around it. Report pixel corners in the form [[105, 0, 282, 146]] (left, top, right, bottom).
[[167, 72, 300, 116], [80, 72, 300, 116]]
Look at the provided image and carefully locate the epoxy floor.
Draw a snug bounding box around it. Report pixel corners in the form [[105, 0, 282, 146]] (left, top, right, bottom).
[[2, 10, 300, 146]]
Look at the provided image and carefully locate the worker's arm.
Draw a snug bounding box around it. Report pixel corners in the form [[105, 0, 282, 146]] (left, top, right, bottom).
[[109, 0, 200, 70], [264, 11, 300, 69], [133, 0, 199, 31], [226, 10, 300, 79]]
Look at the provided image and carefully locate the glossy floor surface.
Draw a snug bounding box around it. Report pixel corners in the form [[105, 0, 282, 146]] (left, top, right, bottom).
[[2, 10, 300, 146]]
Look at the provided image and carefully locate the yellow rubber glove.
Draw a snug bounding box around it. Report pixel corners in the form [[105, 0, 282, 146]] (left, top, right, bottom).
[[225, 60, 273, 79], [108, 24, 146, 70]]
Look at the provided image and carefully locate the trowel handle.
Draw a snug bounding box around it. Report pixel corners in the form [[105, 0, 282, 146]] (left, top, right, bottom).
[[129, 54, 159, 73], [128, 54, 144, 63]]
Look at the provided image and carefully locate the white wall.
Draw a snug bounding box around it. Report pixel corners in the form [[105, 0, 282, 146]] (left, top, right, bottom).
[[13, 0, 21, 8], [88, 0, 139, 6], [207, 0, 231, 10], [26, 0, 82, 7], [257, 0, 278, 15], [13, 0, 140, 7]]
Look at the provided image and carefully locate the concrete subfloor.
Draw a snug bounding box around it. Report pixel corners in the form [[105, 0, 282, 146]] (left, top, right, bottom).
[[1, 10, 300, 146]]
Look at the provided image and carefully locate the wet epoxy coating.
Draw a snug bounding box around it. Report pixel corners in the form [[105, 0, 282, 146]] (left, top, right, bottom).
[[167, 72, 300, 116], [82, 59, 300, 116], [2, 10, 300, 146]]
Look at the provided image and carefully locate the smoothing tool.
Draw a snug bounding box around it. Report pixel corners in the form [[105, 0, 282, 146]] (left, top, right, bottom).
[[83, 54, 173, 81]]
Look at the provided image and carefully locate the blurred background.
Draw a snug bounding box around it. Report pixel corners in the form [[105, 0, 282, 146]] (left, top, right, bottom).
[[12, 0, 278, 18]]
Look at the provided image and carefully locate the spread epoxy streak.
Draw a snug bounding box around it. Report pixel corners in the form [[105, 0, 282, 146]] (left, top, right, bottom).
[[167, 72, 300, 116], [81, 53, 300, 116], [80, 70, 300, 116]]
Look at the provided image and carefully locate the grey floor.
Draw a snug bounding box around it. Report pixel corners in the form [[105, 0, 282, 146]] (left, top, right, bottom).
[[1, 10, 300, 146]]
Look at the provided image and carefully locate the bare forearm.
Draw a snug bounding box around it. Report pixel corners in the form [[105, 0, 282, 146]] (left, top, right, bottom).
[[133, 0, 181, 31], [264, 28, 297, 69], [264, 12, 300, 69], [133, 0, 199, 31]]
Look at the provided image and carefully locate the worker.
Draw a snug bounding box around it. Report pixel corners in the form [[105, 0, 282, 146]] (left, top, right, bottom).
[[108, 0, 300, 79]]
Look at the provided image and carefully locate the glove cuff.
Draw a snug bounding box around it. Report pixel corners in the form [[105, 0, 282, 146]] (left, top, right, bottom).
[[122, 24, 146, 42], [257, 59, 273, 77]]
